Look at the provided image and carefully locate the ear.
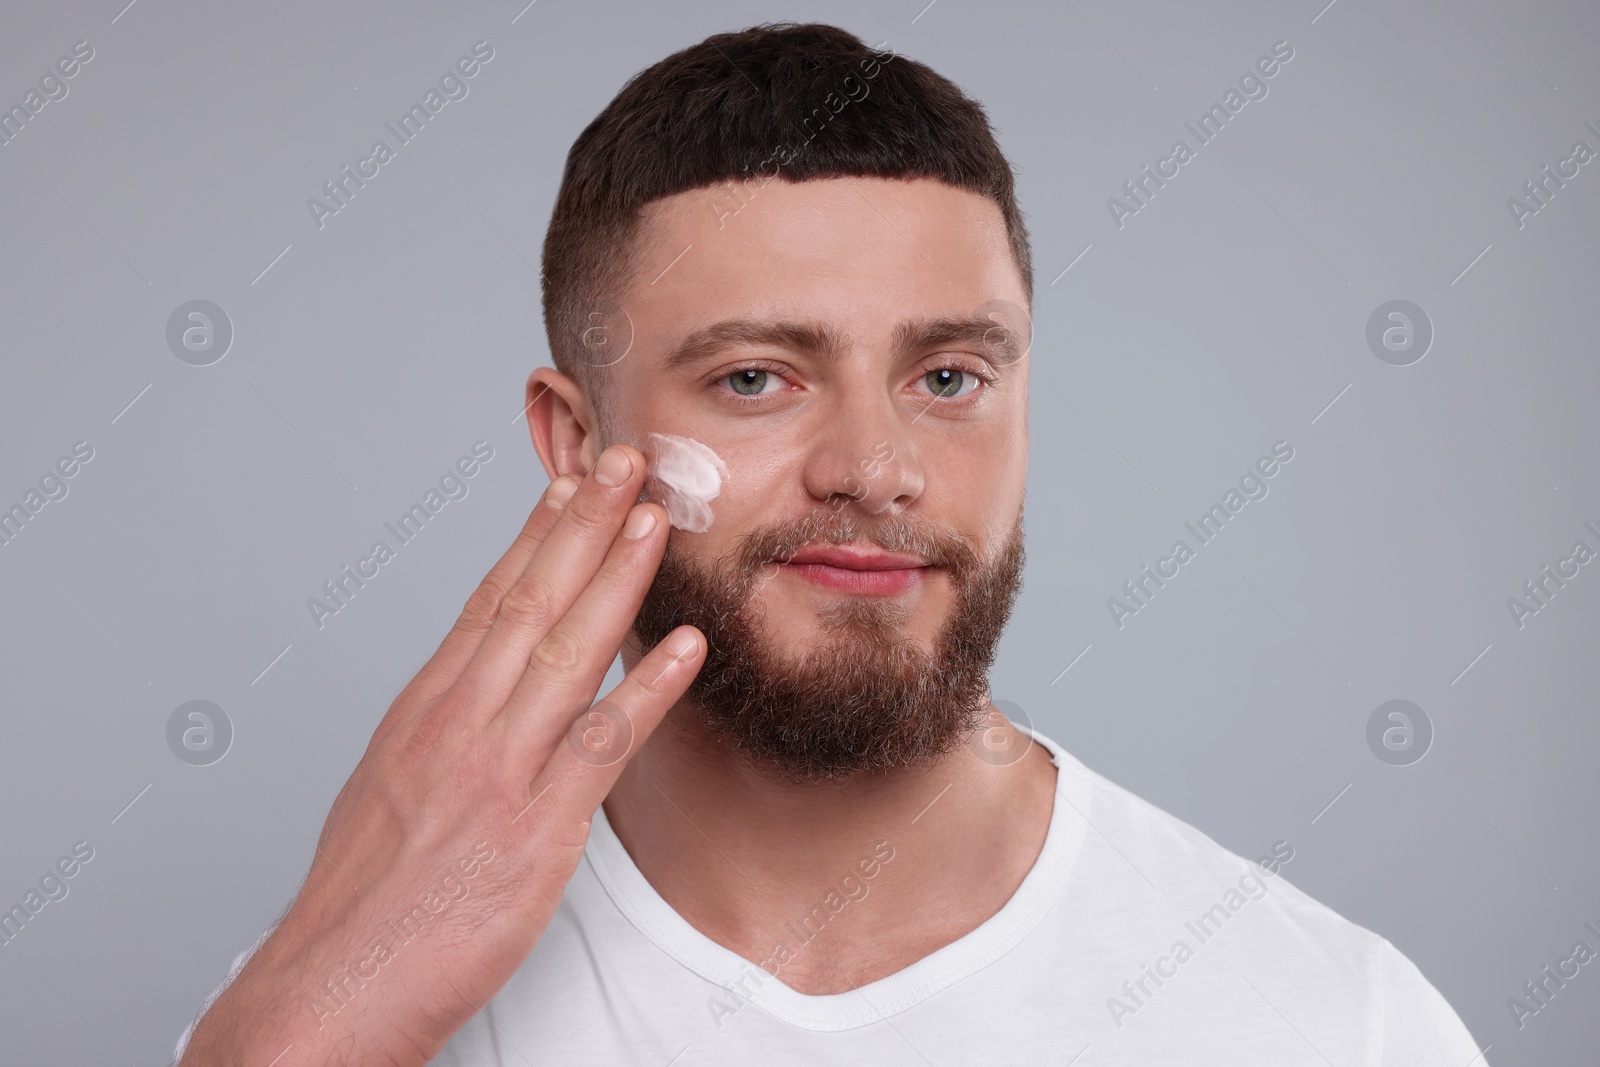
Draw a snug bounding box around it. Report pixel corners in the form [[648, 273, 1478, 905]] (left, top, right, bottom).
[[525, 367, 600, 481]]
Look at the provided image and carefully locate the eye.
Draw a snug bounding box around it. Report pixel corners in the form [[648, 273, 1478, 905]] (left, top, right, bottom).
[[725, 368, 782, 396], [917, 367, 982, 399]]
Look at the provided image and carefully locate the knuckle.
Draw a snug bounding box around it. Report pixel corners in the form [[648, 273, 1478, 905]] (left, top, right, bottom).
[[529, 625, 586, 675], [632, 664, 666, 697], [454, 578, 509, 635], [562, 494, 611, 534], [498, 572, 559, 632], [628, 672, 669, 706]]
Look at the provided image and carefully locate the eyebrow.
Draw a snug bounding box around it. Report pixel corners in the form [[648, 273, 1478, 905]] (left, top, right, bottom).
[[661, 314, 1017, 372]]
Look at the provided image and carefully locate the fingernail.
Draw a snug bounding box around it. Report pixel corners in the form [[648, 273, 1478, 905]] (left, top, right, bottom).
[[546, 476, 579, 510], [622, 506, 658, 539], [666, 627, 700, 657], [594, 446, 634, 487]]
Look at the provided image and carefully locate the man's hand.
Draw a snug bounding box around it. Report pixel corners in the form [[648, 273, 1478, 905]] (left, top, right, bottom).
[[179, 444, 704, 1066]]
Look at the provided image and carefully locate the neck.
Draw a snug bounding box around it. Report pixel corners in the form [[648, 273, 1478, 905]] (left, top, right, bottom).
[[601, 684, 1058, 994]]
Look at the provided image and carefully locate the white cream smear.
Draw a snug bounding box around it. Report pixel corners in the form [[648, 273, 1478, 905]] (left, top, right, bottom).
[[647, 432, 728, 533]]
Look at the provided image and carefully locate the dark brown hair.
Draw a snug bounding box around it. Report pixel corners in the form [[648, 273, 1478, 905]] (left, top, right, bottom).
[[541, 21, 1033, 401]]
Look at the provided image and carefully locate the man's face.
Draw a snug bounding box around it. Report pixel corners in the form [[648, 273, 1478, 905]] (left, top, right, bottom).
[[598, 176, 1030, 781]]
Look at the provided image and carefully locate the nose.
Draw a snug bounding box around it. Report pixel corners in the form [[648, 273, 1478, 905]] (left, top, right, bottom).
[[800, 392, 922, 516]]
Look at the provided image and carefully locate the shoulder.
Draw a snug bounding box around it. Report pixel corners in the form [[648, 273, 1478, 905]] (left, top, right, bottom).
[[1029, 728, 1318, 923], [1028, 729, 1486, 1063]]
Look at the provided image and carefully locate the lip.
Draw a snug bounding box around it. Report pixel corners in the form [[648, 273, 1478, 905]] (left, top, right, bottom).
[[777, 544, 930, 595], [783, 544, 929, 569]]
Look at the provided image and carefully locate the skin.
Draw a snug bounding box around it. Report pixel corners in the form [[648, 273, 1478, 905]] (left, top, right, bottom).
[[179, 176, 1053, 1065]]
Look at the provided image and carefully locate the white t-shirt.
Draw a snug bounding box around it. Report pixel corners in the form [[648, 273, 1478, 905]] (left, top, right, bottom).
[[430, 727, 1487, 1065], [178, 728, 1487, 1065]]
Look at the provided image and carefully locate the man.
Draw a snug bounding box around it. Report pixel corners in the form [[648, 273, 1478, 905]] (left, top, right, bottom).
[[178, 23, 1486, 1065]]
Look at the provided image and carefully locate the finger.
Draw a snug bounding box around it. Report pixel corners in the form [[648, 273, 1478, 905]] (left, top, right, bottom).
[[382, 474, 582, 725], [493, 500, 671, 746], [422, 475, 582, 683], [460, 444, 651, 714], [507, 625, 705, 832]]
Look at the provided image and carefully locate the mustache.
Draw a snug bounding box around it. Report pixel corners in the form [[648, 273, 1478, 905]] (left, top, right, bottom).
[[727, 510, 983, 582]]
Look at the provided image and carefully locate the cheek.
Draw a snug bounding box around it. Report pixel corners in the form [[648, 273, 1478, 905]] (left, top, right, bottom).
[[933, 436, 1022, 529], [699, 487, 786, 581], [697, 438, 802, 524]]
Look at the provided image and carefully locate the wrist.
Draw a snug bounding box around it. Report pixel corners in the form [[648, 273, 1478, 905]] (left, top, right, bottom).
[[184, 918, 454, 1067], [180, 929, 363, 1067]]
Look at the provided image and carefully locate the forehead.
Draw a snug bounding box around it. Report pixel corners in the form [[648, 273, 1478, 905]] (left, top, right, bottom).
[[623, 177, 1026, 340]]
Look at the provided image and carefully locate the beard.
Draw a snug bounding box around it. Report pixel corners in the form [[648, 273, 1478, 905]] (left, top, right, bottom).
[[630, 506, 1026, 784]]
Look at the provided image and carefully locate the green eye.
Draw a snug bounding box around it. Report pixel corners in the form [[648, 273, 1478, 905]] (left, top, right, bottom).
[[925, 368, 967, 398], [729, 369, 769, 395]]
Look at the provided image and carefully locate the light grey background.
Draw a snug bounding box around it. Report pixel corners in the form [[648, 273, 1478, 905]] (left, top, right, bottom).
[[1, 0, 1595, 1062]]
